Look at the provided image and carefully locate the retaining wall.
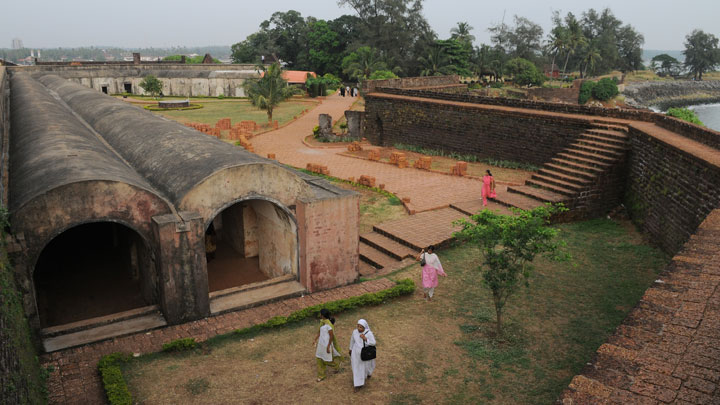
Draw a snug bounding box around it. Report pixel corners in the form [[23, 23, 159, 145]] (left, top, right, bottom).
[[362, 75, 461, 94], [1, 67, 8, 207]]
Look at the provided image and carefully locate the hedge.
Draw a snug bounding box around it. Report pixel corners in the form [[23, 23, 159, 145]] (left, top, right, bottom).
[[143, 103, 203, 111], [98, 279, 415, 403]]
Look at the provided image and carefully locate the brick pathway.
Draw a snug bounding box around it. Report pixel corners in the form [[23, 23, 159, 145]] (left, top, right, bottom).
[[41, 278, 395, 404], [561, 209, 720, 404], [252, 94, 486, 213]]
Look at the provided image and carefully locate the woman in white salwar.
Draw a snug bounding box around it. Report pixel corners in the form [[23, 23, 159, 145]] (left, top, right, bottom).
[[349, 319, 376, 391], [314, 309, 341, 382]]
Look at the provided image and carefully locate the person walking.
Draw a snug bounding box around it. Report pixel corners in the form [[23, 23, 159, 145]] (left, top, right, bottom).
[[314, 309, 341, 382], [482, 169, 496, 206], [419, 245, 446, 301], [349, 319, 376, 391], [340, 86, 346, 97]]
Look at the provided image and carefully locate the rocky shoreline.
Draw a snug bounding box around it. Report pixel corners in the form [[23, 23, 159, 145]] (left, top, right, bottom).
[[623, 80, 720, 110]]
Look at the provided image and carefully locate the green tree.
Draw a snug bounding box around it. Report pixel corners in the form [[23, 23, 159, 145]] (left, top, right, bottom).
[[651, 54, 683, 77], [616, 25, 645, 77], [450, 22, 475, 46], [243, 63, 294, 123], [231, 31, 275, 64], [489, 15, 544, 61], [505, 57, 544, 86], [418, 44, 451, 76], [683, 29, 720, 81], [139, 75, 163, 99], [368, 70, 398, 79], [305, 20, 342, 74], [454, 205, 569, 335], [580, 45, 602, 78], [341, 46, 388, 81]]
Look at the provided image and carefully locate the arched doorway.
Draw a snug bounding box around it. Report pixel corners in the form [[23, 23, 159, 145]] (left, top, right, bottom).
[[206, 199, 298, 293], [33, 222, 156, 328]]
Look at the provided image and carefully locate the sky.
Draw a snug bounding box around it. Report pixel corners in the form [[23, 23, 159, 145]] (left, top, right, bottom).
[[3, 0, 718, 50]]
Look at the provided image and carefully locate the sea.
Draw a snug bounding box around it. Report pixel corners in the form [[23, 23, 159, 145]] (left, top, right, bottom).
[[688, 103, 720, 132]]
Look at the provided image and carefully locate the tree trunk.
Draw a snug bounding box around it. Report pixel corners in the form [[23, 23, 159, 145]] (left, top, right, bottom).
[[494, 296, 503, 336], [267, 109, 273, 124], [562, 51, 571, 74]]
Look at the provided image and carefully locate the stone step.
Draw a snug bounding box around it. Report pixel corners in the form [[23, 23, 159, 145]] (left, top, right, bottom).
[[450, 199, 515, 216], [569, 143, 624, 159], [359, 261, 379, 277], [587, 128, 629, 140], [210, 280, 305, 315], [41, 305, 161, 338], [525, 179, 578, 196], [535, 170, 592, 188], [549, 158, 605, 175], [544, 162, 599, 180], [209, 274, 296, 300], [507, 185, 568, 203], [360, 232, 417, 260], [373, 207, 467, 251], [591, 121, 629, 133], [489, 192, 545, 211], [559, 149, 616, 165], [576, 138, 628, 152], [359, 242, 400, 269], [579, 133, 628, 147]]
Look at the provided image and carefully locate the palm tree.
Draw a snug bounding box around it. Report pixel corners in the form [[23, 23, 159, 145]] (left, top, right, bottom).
[[451, 22, 475, 45], [243, 63, 294, 123], [581, 46, 602, 78], [418, 45, 452, 76], [342, 47, 388, 81], [561, 14, 587, 75], [547, 28, 568, 77]]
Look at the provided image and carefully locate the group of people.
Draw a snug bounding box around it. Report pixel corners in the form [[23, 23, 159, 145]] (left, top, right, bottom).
[[339, 85, 358, 97], [314, 309, 376, 391]]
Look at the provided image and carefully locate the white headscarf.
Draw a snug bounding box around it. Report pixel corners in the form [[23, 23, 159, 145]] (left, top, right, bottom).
[[358, 319, 370, 333]]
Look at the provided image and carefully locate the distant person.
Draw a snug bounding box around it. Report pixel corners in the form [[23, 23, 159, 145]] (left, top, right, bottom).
[[354, 87, 359, 97], [482, 169, 496, 206], [340, 86, 346, 97], [346, 85, 351, 97], [349, 319, 376, 391], [314, 309, 341, 382], [419, 245, 446, 301]]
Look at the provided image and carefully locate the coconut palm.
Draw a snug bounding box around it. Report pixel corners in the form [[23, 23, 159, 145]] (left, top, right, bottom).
[[581, 46, 602, 78], [418, 45, 453, 76], [243, 63, 294, 123], [561, 14, 587, 74], [342, 46, 388, 81], [451, 22, 475, 45]]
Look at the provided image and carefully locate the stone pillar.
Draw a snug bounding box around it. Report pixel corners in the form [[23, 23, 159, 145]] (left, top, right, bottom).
[[133, 53, 141, 65], [345, 110, 365, 139], [318, 114, 333, 141], [152, 211, 210, 324]]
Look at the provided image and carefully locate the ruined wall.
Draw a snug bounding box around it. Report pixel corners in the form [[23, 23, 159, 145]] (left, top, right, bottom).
[[362, 75, 461, 94], [0, 67, 8, 207], [297, 193, 359, 293], [364, 93, 591, 166], [525, 86, 579, 104], [624, 127, 720, 254]]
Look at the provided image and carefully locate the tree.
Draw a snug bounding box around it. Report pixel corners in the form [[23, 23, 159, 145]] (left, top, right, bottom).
[[489, 15, 544, 61], [418, 44, 452, 76], [580, 45, 602, 78], [139, 75, 163, 99], [683, 29, 720, 80], [305, 20, 342, 74], [243, 63, 294, 123], [450, 22, 475, 46], [368, 70, 398, 80], [651, 54, 683, 77], [453, 205, 569, 335], [616, 25, 644, 76], [505, 57, 545, 86], [342, 46, 388, 81]]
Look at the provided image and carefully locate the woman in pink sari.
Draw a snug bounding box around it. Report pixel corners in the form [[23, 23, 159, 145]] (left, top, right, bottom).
[[419, 245, 447, 301], [482, 169, 496, 206]]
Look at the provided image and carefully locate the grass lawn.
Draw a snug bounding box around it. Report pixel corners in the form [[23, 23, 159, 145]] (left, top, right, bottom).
[[143, 98, 318, 129], [122, 217, 666, 404]]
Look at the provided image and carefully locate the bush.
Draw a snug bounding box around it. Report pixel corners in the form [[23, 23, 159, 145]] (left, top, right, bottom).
[[97, 353, 132, 405], [592, 78, 619, 101], [666, 107, 704, 126], [217, 94, 225, 99], [162, 337, 198, 352], [312, 125, 320, 137], [490, 82, 504, 89], [578, 81, 596, 104], [306, 75, 342, 97]]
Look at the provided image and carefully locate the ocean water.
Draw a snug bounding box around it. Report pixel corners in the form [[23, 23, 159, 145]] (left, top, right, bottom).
[[688, 103, 720, 132]]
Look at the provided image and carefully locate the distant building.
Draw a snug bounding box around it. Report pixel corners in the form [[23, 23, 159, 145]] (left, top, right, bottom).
[[11, 38, 24, 49]]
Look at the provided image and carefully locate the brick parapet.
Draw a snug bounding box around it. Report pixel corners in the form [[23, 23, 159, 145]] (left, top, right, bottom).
[[560, 208, 720, 404]]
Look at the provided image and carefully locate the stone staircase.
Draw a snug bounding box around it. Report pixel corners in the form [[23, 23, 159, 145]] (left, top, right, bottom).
[[494, 121, 630, 214]]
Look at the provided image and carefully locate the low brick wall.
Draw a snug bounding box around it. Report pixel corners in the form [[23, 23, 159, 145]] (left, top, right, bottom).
[[364, 93, 591, 167], [0, 67, 8, 206], [526, 86, 579, 104], [624, 127, 720, 255], [362, 75, 460, 94]]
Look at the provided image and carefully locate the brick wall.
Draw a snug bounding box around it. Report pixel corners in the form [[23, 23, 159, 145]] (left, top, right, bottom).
[[364, 93, 591, 167], [0, 67, 8, 207], [525, 86, 580, 104], [624, 127, 720, 254], [362, 75, 460, 94]]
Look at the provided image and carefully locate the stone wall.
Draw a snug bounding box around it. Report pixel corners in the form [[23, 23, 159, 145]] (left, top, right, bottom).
[[525, 86, 579, 104], [0, 67, 8, 207], [364, 93, 592, 166], [362, 75, 461, 94], [624, 127, 720, 254], [623, 79, 720, 109]]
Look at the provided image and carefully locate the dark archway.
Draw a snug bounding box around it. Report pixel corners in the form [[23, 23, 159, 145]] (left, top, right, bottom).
[[206, 199, 298, 293], [33, 222, 157, 328]]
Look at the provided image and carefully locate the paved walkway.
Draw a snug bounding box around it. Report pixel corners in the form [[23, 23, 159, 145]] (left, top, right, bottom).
[[252, 94, 486, 213], [561, 209, 720, 404], [41, 278, 395, 404]]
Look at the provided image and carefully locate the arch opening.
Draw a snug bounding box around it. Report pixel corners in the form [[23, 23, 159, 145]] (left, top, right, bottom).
[[33, 222, 157, 328], [206, 199, 298, 293]]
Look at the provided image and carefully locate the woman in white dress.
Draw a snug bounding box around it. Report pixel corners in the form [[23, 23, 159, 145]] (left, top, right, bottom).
[[314, 309, 341, 382], [349, 319, 376, 390]]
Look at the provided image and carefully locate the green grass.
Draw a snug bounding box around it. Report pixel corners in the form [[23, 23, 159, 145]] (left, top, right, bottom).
[[151, 99, 317, 127]]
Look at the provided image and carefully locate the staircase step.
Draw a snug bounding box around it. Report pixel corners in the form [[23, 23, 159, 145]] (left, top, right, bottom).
[[579, 133, 628, 147], [560, 149, 616, 164], [544, 162, 599, 180], [490, 192, 545, 211], [507, 185, 568, 203], [536, 169, 592, 187], [359, 261, 379, 277], [587, 128, 629, 140], [576, 138, 628, 152], [359, 243, 400, 269], [569, 143, 623, 158], [525, 179, 578, 196], [360, 232, 417, 260], [555, 153, 611, 169], [591, 120, 629, 132]]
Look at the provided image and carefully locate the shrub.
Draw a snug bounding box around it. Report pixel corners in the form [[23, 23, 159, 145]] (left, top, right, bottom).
[[217, 94, 225, 99], [592, 78, 619, 101], [490, 82, 504, 89], [162, 337, 198, 352], [578, 81, 596, 104], [312, 125, 320, 137], [97, 353, 132, 405], [666, 107, 704, 126], [368, 70, 399, 80]]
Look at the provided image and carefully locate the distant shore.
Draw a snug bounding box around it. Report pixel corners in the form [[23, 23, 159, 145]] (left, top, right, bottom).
[[623, 80, 720, 110]]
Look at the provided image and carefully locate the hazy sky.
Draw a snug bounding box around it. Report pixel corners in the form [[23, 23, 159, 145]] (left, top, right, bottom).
[[3, 0, 718, 50]]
